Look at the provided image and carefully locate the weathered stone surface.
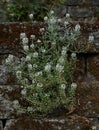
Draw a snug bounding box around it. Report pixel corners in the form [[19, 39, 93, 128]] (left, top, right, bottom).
[[65, 0, 99, 5], [0, 65, 8, 84], [74, 55, 85, 82], [0, 56, 18, 85], [87, 55, 99, 80], [0, 120, 3, 130], [3, 115, 91, 130], [68, 6, 95, 19], [0, 85, 21, 119]]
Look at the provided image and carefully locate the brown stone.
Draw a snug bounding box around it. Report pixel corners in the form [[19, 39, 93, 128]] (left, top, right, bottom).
[[87, 55, 99, 80]]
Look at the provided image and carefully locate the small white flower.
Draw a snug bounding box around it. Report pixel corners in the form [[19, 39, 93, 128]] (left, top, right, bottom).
[[64, 21, 69, 26], [25, 55, 31, 61], [8, 54, 14, 59], [44, 16, 48, 21], [24, 78, 28, 84], [50, 18, 56, 24], [45, 93, 49, 97], [61, 50, 66, 56], [35, 71, 42, 77], [75, 24, 81, 32], [71, 52, 76, 59], [66, 13, 70, 18], [37, 82, 43, 87], [40, 28, 45, 32], [27, 106, 33, 112], [37, 39, 41, 43], [20, 33, 26, 39], [28, 64, 32, 70], [56, 64, 64, 72], [50, 10, 54, 14], [5, 58, 10, 64], [13, 100, 19, 107], [32, 79, 36, 84], [88, 35, 94, 42], [23, 45, 29, 51], [62, 46, 67, 51], [33, 64, 38, 68], [57, 18, 61, 23], [33, 52, 38, 58], [58, 57, 64, 64], [71, 83, 77, 89], [16, 71, 22, 78], [6, 54, 14, 64], [44, 63, 51, 72], [41, 48, 46, 53], [30, 44, 35, 49], [33, 93, 38, 97], [61, 84, 66, 89], [29, 13, 33, 19], [22, 37, 28, 44], [51, 41, 56, 45], [21, 88, 27, 95], [30, 35, 35, 39], [21, 86, 24, 88]]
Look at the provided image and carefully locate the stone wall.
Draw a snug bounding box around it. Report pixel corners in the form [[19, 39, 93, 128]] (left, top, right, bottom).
[[0, 0, 99, 130]]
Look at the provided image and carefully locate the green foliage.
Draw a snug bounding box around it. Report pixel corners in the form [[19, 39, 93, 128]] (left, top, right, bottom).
[[0, 0, 67, 22], [6, 11, 79, 117], [6, 0, 46, 21]]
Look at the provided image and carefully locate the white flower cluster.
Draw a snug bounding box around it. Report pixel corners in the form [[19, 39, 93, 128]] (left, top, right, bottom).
[[16, 70, 22, 78], [35, 71, 42, 77], [56, 63, 64, 73], [29, 13, 33, 20], [37, 82, 43, 87], [20, 33, 30, 52], [33, 52, 38, 58], [25, 55, 31, 61], [66, 13, 70, 18], [6, 54, 14, 64], [28, 64, 32, 70], [71, 82, 77, 89], [75, 24, 81, 32], [88, 34, 94, 42], [20, 33, 26, 39], [61, 84, 66, 89], [30, 34, 35, 39], [58, 56, 65, 64], [44, 63, 51, 72], [61, 46, 67, 56], [71, 52, 76, 59], [21, 88, 27, 96]]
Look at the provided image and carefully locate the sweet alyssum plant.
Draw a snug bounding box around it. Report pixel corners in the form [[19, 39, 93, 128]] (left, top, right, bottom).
[[6, 11, 80, 117]]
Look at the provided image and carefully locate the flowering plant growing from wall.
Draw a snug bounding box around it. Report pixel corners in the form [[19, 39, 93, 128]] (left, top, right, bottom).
[[6, 11, 80, 117]]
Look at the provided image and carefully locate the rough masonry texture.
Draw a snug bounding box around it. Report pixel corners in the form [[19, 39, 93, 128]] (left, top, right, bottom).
[[0, 0, 99, 130]]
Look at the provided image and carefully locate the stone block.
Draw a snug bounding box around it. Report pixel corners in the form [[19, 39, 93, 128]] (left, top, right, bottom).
[[87, 55, 99, 80], [65, 0, 99, 5], [68, 6, 95, 19], [3, 115, 90, 130], [73, 55, 85, 82]]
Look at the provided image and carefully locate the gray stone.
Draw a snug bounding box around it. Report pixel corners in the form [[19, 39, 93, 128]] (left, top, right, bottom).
[[0, 85, 21, 119], [68, 6, 94, 18], [0, 65, 8, 84], [65, 0, 99, 5], [0, 120, 3, 130]]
